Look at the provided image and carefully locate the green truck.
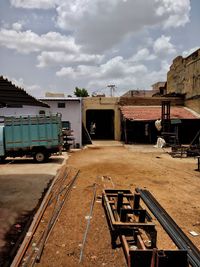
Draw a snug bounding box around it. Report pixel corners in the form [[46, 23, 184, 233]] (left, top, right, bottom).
[[0, 114, 63, 163]]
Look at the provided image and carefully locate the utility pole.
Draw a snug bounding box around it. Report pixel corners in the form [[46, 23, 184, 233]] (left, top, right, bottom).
[[107, 84, 116, 97]]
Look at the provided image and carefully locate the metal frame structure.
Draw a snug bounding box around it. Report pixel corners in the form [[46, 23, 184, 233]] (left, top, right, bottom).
[[102, 189, 189, 267], [102, 189, 156, 248], [161, 101, 171, 132]]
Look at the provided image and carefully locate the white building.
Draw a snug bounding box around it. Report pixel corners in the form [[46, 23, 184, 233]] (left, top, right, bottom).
[[39, 97, 82, 148], [1, 97, 82, 148], [0, 77, 82, 147]]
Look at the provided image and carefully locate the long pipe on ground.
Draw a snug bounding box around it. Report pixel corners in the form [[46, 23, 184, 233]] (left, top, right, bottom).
[[35, 170, 80, 263], [136, 188, 200, 267], [79, 183, 97, 263]]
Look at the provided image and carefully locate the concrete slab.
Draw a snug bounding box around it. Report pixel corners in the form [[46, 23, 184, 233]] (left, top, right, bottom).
[[0, 153, 68, 260], [88, 140, 124, 147]]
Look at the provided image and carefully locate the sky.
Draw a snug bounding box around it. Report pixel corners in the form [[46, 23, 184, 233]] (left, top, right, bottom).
[[0, 0, 199, 98]]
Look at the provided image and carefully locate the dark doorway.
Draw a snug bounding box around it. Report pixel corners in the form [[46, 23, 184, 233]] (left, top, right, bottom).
[[86, 109, 114, 140], [121, 119, 200, 145], [122, 120, 158, 144]]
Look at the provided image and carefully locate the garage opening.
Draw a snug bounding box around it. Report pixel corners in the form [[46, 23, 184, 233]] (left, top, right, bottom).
[[122, 120, 158, 144], [86, 109, 114, 140]]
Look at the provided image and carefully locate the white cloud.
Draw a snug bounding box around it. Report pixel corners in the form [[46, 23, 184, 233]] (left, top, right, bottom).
[[9, 0, 191, 54], [56, 56, 148, 79], [56, 67, 74, 77], [10, 0, 58, 9], [54, 0, 190, 53], [55, 53, 169, 93], [10, 77, 25, 89], [55, 55, 148, 92], [12, 22, 23, 31], [2, 0, 192, 96], [56, 0, 158, 53], [88, 59, 169, 92], [9, 0, 191, 53], [182, 47, 199, 57], [97, 57, 127, 79], [27, 84, 44, 97], [155, 0, 190, 28], [130, 48, 156, 62], [37, 51, 104, 68], [55, 1, 99, 30], [0, 28, 79, 54], [8, 76, 43, 97], [57, 65, 98, 78], [145, 60, 169, 83], [96, 56, 148, 80], [153, 35, 176, 57]]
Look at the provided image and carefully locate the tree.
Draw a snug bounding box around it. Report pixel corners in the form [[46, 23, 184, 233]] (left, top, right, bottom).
[[74, 87, 89, 97]]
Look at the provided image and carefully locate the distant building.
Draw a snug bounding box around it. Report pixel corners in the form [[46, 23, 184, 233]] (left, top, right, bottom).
[[122, 83, 167, 98], [1, 76, 199, 146], [122, 89, 155, 97], [91, 93, 106, 97], [167, 48, 200, 113], [167, 48, 200, 98], [45, 92, 65, 98], [151, 82, 167, 96], [82, 97, 121, 140]]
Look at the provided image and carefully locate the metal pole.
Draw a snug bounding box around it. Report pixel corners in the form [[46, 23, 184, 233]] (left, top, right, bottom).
[[197, 156, 200, 171], [79, 183, 97, 263]]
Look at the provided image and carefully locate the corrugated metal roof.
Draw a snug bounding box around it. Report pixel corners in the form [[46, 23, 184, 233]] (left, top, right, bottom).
[[120, 106, 199, 121], [0, 76, 49, 107]]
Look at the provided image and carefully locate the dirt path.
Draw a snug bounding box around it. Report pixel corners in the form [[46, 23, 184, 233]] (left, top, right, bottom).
[[38, 144, 200, 267]]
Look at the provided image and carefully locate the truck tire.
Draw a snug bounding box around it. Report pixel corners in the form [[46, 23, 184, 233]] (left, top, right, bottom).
[[0, 156, 6, 163], [34, 151, 46, 163]]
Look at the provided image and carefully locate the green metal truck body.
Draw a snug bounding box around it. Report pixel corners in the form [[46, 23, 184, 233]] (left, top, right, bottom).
[[0, 114, 63, 163]]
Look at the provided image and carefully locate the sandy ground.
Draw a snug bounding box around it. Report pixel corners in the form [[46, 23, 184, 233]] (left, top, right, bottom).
[[34, 142, 200, 267]]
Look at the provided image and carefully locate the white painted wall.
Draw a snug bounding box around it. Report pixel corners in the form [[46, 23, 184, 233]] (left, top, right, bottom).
[[41, 99, 82, 147], [0, 106, 44, 117], [0, 98, 82, 147]]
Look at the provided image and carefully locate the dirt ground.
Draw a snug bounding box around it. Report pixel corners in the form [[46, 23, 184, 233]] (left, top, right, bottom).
[[0, 154, 67, 265], [36, 142, 200, 267]]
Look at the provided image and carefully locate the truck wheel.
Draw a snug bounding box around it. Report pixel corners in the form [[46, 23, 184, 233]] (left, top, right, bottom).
[[34, 151, 46, 163], [0, 156, 6, 163]]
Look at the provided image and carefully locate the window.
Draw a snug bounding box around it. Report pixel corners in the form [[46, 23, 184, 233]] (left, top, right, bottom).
[[6, 104, 22, 108], [58, 102, 66, 108], [62, 121, 71, 130], [39, 110, 46, 115]]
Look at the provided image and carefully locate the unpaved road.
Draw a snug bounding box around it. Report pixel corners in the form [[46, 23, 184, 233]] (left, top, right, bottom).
[[37, 143, 200, 267]]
